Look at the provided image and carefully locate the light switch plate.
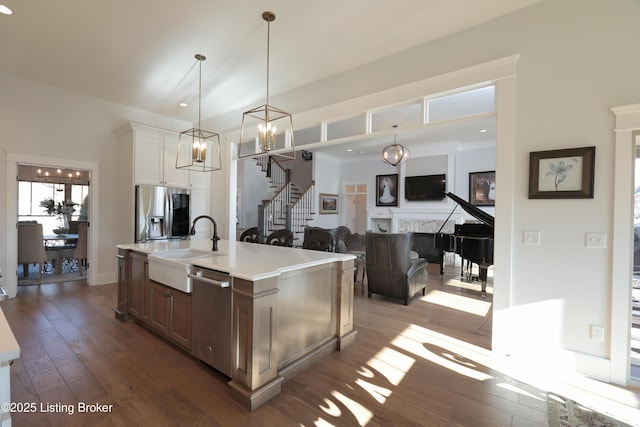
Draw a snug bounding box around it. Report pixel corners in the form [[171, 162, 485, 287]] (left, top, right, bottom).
[[523, 231, 540, 245], [586, 233, 606, 248]]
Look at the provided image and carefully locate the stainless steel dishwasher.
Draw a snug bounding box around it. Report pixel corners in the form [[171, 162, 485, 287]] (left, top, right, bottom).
[[189, 266, 232, 377]]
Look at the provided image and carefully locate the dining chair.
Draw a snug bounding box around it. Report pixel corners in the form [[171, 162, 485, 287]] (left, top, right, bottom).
[[59, 221, 88, 276], [266, 229, 294, 247], [239, 227, 261, 243], [18, 223, 57, 282], [303, 230, 335, 252]]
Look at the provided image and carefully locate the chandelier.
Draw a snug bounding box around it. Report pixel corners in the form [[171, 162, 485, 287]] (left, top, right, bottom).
[[238, 11, 295, 160], [381, 125, 409, 166], [176, 54, 222, 172], [35, 168, 82, 191]]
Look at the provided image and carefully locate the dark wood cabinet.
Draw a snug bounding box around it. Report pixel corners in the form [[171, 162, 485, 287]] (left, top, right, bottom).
[[168, 288, 191, 349], [149, 280, 191, 350], [149, 281, 170, 334], [128, 251, 148, 320], [115, 250, 129, 321]]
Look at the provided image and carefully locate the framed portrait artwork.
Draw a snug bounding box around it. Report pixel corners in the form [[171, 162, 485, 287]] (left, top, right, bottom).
[[319, 193, 338, 214], [376, 174, 398, 207], [469, 171, 496, 206], [528, 146, 595, 199]]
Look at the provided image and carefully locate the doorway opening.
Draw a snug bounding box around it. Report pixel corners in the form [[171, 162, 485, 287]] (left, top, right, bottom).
[[632, 138, 640, 379], [17, 164, 90, 284], [343, 183, 367, 235]]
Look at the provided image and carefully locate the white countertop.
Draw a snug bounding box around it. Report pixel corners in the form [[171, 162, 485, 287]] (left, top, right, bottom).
[[0, 307, 20, 364], [117, 239, 355, 281]]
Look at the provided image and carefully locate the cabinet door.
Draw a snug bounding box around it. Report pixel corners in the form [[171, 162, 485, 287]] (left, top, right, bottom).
[[189, 169, 210, 190], [162, 135, 189, 188], [134, 133, 163, 185], [128, 252, 148, 320], [168, 289, 192, 349], [116, 253, 129, 320], [148, 281, 170, 334], [190, 188, 211, 240]]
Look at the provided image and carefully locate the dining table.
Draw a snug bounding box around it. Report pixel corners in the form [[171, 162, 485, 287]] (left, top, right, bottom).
[[43, 233, 78, 248], [43, 234, 78, 274]]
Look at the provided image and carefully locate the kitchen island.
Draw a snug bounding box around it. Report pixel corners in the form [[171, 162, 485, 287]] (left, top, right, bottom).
[[115, 239, 357, 410]]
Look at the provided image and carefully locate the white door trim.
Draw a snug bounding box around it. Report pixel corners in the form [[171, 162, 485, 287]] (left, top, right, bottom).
[[5, 153, 99, 297], [610, 103, 640, 385]]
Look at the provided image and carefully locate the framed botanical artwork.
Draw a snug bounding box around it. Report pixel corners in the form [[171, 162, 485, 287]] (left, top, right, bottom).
[[319, 193, 338, 214], [469, 171, 496, 206], [528, 146, 595, 199], [376, 174, 398, 207]]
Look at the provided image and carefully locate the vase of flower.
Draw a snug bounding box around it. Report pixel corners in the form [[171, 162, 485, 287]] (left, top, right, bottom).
[[41, 198, 76, 234], [55, 215, 69, 234]]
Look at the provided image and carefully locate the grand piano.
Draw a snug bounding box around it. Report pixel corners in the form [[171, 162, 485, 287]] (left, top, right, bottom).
[[436, 192, 494, 293]]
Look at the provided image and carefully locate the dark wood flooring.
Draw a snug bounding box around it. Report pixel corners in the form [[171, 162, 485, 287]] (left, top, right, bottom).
[[3, 264, 553, 426]]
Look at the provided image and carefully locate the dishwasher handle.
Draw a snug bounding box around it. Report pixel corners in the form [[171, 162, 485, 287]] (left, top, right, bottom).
[[188, 273, 230, 288]]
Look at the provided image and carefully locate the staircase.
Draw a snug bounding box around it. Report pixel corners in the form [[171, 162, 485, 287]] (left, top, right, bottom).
[[256, 155, 315, 245]]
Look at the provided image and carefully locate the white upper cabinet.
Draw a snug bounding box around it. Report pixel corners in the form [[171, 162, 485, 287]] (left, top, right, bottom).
[[188, 167, 210, 189], [133, 129, 189, 188], [161, 134, 189, 188], [133, 132, 163, 185]]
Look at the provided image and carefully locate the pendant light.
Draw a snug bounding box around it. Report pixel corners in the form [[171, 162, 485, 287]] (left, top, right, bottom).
[[238, 11, 295, 160], [176, 54, 222, 172], [382, 125, 409, 166]]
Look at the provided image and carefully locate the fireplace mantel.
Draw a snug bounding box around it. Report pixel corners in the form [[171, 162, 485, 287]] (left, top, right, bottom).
[[368, 208, 466, 234]]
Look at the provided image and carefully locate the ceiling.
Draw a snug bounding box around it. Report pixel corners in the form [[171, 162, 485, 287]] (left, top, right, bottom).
[[0, 0, 539, 154]]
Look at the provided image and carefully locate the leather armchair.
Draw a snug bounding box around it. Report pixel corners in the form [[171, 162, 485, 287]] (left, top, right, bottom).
[[365, 231, 428, 305]]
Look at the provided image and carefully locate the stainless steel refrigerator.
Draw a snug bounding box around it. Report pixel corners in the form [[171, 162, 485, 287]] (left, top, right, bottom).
[[135, 185, 190, 242]]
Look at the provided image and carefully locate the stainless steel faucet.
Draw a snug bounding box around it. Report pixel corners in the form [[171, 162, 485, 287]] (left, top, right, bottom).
[[190, 215, 219, 251]]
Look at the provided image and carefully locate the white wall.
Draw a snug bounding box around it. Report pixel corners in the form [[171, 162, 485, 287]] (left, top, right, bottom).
[[0, 74, 192, 293], [311, 153, 342, 229], [237, 158, 271, 229]]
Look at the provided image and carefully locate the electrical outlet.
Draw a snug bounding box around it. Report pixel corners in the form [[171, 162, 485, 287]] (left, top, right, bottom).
[[586, 233, 606, 248], [590, 325, 605, 342], [523, 231, 540, 245]]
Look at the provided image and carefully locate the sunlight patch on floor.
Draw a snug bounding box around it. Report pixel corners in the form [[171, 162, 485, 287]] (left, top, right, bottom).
[[366, 347, 415, 386], [315, 417, 339, 427], [392, 324, 494, 381], [497, 382, 544, 401], [330, 390, 373, 426], [420, 289, 492, 316], [392, 334, 492, 381], [320, 321, 499, 426], [319, 397, 342, 417], [355, 378, 391, 404]]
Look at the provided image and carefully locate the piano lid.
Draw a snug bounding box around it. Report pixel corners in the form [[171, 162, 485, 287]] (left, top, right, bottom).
[[445, 192, 494, 228]]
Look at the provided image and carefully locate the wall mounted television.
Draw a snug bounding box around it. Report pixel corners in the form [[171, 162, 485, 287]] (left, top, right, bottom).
[[404, 174, 446, 201]]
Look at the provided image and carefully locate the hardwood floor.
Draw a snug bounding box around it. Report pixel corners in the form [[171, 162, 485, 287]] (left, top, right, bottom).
[[2, 264, 552, 426]]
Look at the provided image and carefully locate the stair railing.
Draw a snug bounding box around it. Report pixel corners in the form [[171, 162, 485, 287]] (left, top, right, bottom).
[[288, 181, 315, 239], [261, 182, 293, 236]]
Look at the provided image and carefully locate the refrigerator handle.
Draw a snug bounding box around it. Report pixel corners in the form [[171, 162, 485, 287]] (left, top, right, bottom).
[[166, 188, 173, 238]]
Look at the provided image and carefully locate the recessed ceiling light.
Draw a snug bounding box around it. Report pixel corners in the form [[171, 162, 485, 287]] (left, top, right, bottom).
[[0, 4, 13, 15], [179, 102, 188, 107], [480, 129, 488, 133], [347, 149, 352, 152]]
